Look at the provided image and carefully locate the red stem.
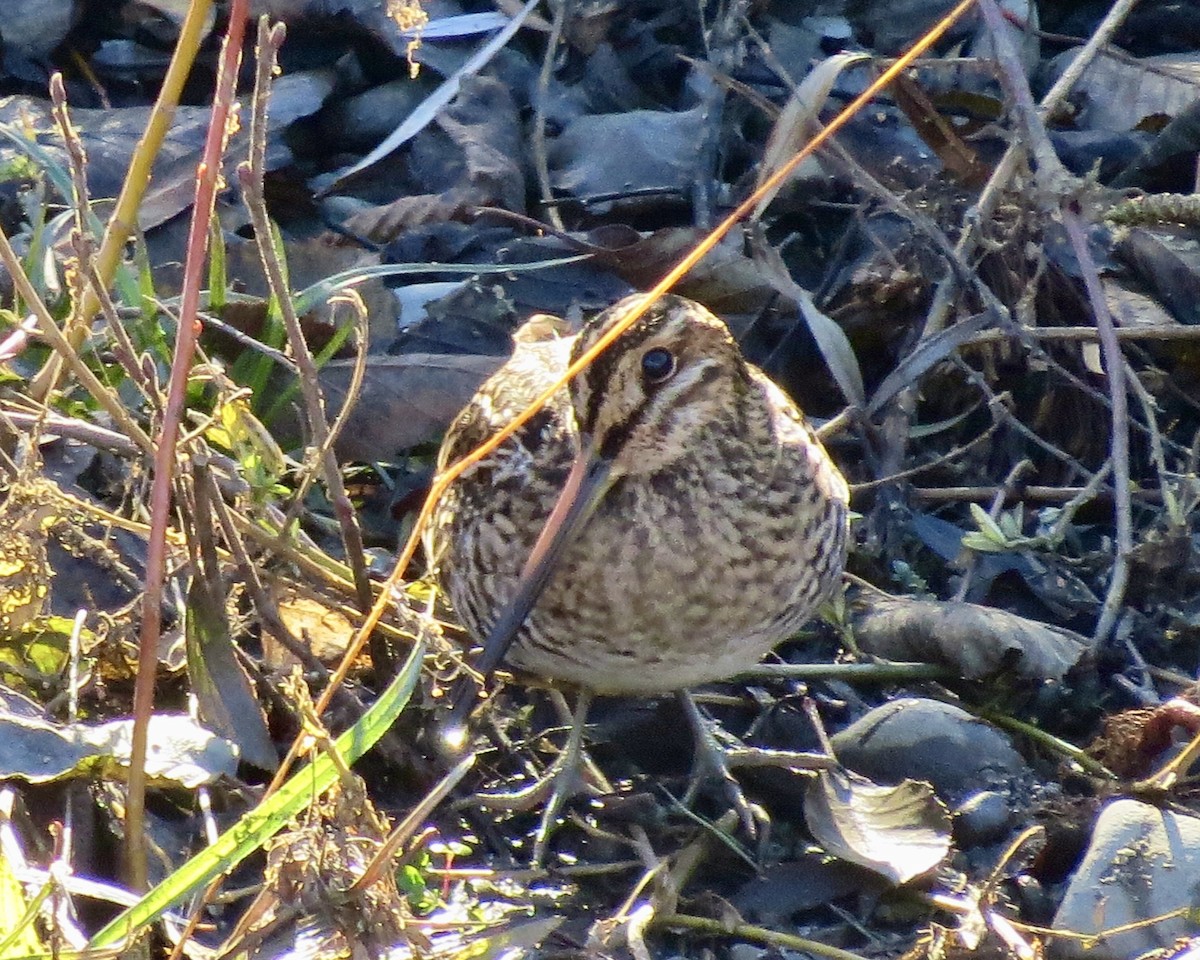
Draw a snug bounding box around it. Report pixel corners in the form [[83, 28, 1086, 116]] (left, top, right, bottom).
[[128, 0, 252, 891]]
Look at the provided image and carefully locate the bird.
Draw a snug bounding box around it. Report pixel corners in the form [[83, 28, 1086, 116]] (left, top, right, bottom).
[[426, 293, 850, 857]]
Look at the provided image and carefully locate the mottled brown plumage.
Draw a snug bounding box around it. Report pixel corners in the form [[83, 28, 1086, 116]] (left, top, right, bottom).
[[428, 294, 849, 704]]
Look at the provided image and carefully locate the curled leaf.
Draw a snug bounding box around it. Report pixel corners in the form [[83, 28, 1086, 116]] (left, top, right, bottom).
[[805, 766, 951, 885]]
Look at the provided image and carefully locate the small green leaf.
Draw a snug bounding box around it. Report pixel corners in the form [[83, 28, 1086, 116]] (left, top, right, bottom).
[[968, 503, 1009, 546], [961, 532, 1007, 553]]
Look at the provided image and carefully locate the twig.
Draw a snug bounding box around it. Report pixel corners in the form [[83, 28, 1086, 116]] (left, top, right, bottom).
[[949, 356, 1099, 480], [850, 410, 1004, 492], [690, 4, 742, 228], [347, 755, 475, 895], [50, 78, 94, 364], [203, 467, 331, 683], [963, 324, 1200, 344], [82, 259, 156, 404], [0, 403, 135, 458], [1044, 462, 1116, 545], [239, 20, 376, 648], [1061, 208, 1132, 645], [739, 661, 949, 682], [46, 73, 96, 404], [980, 709, 1115, 780], [976, 0, 1067, 189], [1035, 0, 1144, 128], [912, 484, 1156, 506], [317, 292, 371, 462], [129, 0, 249, 892], [194, 309, 296, 370], [0, 231, 153, 453], [1124, 366, 1174, 519], [924, 0, 1141, 340], [658, 912, 870, 960], [277, 291, 369, 530], [30, 0, 217, 400], [960, 324, 1182, 463], [530, 0, 568, 231]]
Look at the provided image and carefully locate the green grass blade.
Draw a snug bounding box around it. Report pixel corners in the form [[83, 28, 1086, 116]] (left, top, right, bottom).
[[87, 634, 427, 949], [207, 214, 227, 313]]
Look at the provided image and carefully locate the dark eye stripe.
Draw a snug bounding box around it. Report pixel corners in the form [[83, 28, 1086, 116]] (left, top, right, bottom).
[[575, 307, 674, 433], [593, 360, 722, 461]]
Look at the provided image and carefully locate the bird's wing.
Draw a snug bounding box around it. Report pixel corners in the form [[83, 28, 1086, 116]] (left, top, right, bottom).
[[436, 335, 574, 472]]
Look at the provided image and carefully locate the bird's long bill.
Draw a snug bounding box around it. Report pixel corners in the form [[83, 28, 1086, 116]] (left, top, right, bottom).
[[443, 443, 613, 741], [476, 444, 613, 678]]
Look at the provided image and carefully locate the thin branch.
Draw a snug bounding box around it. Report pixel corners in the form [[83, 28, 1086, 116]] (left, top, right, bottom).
[[1062, 208, 1132, 644], [659, 912, 870, 960], [239, 21, 375, 647], [129, 0, 250, 891], [30, 0, 217, 400], [0, 231, 152, 453], [530, 0, 568, 231]]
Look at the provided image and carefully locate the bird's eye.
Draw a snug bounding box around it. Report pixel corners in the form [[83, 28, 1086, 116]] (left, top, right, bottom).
[[641, 347, 676, 384]]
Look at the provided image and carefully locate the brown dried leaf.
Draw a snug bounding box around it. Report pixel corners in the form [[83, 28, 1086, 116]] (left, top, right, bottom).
[[268, 590, 356, 669], [339, 196, 474, 246], [852, 596, 1091, 681], [753, 52, 869, 219], [322, 352, 505, 461], [805, 766, 951, 884], [891, 73, 988, 185], [592, 227, 778, 315]]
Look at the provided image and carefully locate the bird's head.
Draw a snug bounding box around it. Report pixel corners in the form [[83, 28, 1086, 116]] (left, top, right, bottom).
[[568, 294, 748, 479]]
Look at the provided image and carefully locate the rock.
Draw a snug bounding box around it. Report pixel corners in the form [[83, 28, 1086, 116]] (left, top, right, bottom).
[[954, 790, 1013, 847], [730, 856, 880, 925], [1, 0, 78, 58], [1052, 799, 1200, 958], [319, 76, 438, 152], [831, 698, 1030, 803]]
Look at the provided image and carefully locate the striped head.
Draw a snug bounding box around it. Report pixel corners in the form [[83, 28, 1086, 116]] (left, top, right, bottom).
[[568, 294, 751, 477]]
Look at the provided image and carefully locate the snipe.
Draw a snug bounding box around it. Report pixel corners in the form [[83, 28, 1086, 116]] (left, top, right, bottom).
[[427, 294, 849, 852]]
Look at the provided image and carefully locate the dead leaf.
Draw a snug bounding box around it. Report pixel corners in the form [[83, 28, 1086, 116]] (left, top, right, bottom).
[[867, 312, 996, 415], [187, 578, 278, 773], [891, 73, 988, 185], [852, 596, 1092, 681], [1048, 48, 1200, 132], [550, 108, 705, 207], [750, 235, 865, 407], [592, 227, 778, 315], [753, 52, 870, 219], [322, 352, 505, 461], [0, 709, 237, 786], [269, 591, 356, 668], [805, 766, 951, 884]]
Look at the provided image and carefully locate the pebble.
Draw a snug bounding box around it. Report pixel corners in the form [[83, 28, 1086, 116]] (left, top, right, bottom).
[[953, 789, 1013, 847]]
